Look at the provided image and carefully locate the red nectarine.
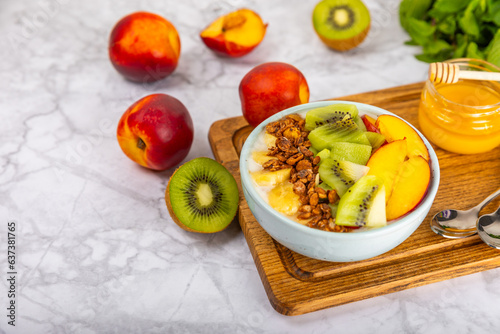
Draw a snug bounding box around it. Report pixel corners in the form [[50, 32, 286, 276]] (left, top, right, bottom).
[[239, 62, 310, 127], [109, 12, 180, 83], [117, 94, 193, 171]]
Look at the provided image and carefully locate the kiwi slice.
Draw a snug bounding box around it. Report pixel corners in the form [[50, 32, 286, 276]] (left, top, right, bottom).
[[165, 157, 239, 233], [318, 157, 369, 196], [305, 104, 359, 131], [336, 175, 386, 227], [312, 0, 371, 51], [364, 131, 386, 151], [329, 142, 372, 165], [315, 148, 331, 164], [353, 115, 367, 131], [308, 115, 369, 152]]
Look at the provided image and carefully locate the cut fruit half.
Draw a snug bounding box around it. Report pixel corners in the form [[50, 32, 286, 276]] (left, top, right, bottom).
[[165, 157, 239, 233], [200, 8, 267, 57], [312, 0, 371, 51]]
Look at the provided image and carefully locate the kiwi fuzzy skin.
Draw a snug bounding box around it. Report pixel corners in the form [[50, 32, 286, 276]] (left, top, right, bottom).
[[316, 23, 370, 51], [164, 160, 238, 234]]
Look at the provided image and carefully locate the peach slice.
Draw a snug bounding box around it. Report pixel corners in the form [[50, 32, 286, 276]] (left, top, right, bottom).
[[200, 9, 267, 57], [386, 156, 431, 220], [366, 140, 407, 201], [376, 115, 429, 161], [361, 115, 379, 133]]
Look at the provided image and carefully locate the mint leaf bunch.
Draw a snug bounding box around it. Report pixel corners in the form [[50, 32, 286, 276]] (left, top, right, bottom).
[[399, 0, 500, 66]]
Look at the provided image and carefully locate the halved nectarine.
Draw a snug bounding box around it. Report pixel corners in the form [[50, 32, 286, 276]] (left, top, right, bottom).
[[200, 8, 267, 57], [375, 115, 429, 160]]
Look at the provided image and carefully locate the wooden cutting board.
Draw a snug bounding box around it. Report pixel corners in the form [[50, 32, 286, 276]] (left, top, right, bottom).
[[208, 82, 500, 316]]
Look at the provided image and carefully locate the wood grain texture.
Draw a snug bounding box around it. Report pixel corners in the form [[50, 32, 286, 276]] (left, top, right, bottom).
[[208, 82, 500, 316]]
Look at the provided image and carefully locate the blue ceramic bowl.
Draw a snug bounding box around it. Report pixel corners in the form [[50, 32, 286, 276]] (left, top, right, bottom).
[[240, 101, 440, 262]]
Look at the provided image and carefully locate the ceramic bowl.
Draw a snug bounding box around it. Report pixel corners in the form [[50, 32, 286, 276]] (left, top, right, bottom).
[[239, 101, 440, 262]]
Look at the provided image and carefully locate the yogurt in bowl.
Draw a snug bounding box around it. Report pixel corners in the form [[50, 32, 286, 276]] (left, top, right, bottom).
[[239, 101, 440, 262]]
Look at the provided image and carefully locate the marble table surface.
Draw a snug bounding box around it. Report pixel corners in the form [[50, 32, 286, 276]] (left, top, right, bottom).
[[2, 0, 500, 333]]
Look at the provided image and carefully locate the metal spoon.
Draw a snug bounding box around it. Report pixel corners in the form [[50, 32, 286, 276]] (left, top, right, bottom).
[[430, 188, 500, 239], [477, 205, 500, 249]]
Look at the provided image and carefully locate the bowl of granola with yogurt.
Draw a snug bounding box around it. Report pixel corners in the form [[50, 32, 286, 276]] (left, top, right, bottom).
[[239, 101, 439, 262]]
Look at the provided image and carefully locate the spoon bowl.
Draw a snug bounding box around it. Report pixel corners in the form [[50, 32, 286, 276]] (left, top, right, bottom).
[[430, 188, 500, 239], [477, 206, 500, 249]]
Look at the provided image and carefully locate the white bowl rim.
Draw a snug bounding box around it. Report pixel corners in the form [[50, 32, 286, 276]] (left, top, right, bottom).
[[239, 100, 440, 239]]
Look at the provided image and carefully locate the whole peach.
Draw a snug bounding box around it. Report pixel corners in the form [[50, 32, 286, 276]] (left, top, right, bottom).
[[239, 62, 310, 127], [117, 94, 193, 171], [109, 12, 180, 83]]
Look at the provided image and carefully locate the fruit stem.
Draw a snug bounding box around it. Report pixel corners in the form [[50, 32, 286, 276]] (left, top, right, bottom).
[[137, 138, 146, 150]]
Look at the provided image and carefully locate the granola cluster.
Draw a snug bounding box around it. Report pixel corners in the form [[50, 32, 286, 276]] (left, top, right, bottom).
[[262, 114, 349, 232]]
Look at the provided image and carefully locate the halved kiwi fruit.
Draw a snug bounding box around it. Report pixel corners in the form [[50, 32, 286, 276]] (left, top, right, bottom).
[[165, 157, 239, 233], [312, 0, 371, 51]]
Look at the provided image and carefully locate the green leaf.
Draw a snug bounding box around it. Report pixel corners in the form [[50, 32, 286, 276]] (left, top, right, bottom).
[[433, 0, 471, 13], [486, 29, 500, 67], [404, 39, 419, 46], [415, 52, 451, 63], [466, 41, 486, 59], [428, 7, 449, 21], [459, 6, 481, 38], [491, 2, 500, 25], [454, 34, 469, 58], [437, 15, 457, 34], [399, 0, 433, 31], [406, 17, 437, 45], [423, 39, 453, 55]]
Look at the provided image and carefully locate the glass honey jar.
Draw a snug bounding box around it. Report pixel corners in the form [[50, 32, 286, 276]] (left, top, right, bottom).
[[418, 58, 500, 154]]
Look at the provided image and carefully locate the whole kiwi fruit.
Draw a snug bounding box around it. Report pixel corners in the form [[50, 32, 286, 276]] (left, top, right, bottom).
[[312, 0, 371, 51]]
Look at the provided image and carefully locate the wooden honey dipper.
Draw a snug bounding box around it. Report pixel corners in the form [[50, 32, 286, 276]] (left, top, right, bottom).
[[429, 62, 500, 84]]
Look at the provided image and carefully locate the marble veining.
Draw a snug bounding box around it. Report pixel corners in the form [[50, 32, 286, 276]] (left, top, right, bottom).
[[1, 0, 500, 333]]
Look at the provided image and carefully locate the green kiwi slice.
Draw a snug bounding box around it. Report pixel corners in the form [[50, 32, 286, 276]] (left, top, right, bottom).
[[336, 175, 386, 227], [308, 115, 369, 152], [364, 131, 386, 151], [305, 104, 359, 131], [329, 142, 372, 165], [165, 157, 239, 233], [318, 157, 369, 196]]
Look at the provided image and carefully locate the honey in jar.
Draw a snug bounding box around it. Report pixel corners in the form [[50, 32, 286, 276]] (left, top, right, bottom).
[[418, 59, 500, 154]]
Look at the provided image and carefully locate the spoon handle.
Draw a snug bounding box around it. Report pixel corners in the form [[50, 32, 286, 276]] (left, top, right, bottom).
[[474, 188, 500, 211]]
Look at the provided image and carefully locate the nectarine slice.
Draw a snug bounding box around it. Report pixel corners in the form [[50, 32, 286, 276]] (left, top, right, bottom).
[[361, 115, 379, 133], [200, 9, 267, 57], [366, 139, 407, 201], [386, 156, 431, 220], [376, 115, 429, 160]]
